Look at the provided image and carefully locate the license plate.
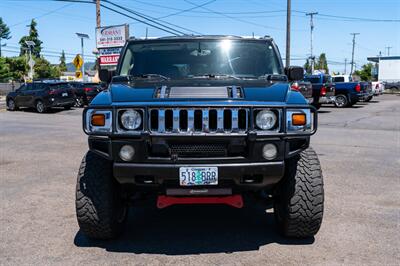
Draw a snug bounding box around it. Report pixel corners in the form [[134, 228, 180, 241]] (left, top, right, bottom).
[[62, 92, 68, 97], [179, 167, 218, 186]]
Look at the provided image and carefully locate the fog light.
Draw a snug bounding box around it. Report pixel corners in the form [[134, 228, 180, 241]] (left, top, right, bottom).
[[262, 144, 277, 160], [119, 145, 135, 161]]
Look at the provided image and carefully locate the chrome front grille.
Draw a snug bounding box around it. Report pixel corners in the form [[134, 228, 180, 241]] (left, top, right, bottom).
[[149, 108, 249, 133]]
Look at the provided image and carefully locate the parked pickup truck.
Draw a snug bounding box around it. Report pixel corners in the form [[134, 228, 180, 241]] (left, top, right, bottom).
[[303, 73, 335, 109], [332, 75, 373, 107], [75, 35, 324, 240], [290, 81, 313, 103], [371, 81, 384, 96]]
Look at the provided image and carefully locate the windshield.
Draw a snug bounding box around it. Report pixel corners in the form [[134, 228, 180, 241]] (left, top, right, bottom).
[[119, 39, 283, 79]]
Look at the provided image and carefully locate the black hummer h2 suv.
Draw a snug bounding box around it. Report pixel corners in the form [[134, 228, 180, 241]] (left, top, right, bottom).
[[76, 36, 324, 240]]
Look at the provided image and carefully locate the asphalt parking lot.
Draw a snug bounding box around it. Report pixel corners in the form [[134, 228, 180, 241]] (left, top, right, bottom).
[[0, 95, 399, 265]]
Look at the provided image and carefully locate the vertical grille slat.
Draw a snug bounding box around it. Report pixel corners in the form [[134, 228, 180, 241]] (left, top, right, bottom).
[[188, 109, 195, 132], [231, 108, 239, 132], [149, 108, 249, 134], [202, 109, 209, 132], [172, 109, 180, 132], [217, 109, 224, 132], [158, 109, 165, 133]]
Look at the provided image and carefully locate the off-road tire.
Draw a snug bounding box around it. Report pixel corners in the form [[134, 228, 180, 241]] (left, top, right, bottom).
[[274, 147, 324, 238], [334, 94, 348, 108], [75, 151, 127, 239]]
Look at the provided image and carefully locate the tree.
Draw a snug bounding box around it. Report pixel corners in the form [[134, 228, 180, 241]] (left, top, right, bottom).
[[4, 57, 28, 81], [315, 53, 329, 74], [59, 50, 67, 72], [33, 57, 60, 79], [19, 19, 42, 57], [354, 63, 373, 81], [0, 17, 12, 57], [304, 59, 311, 74], [0, 57, 11, 81]]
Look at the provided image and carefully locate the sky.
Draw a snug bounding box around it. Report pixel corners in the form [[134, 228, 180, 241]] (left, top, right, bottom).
[[1, 0, 399, 73]]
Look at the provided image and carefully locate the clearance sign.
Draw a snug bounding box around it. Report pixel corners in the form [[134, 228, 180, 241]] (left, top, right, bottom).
[[96, 24, 128, 66]]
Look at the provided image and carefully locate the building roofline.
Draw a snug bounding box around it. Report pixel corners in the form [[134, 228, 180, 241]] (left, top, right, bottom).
[[367, 56, 400, 62]]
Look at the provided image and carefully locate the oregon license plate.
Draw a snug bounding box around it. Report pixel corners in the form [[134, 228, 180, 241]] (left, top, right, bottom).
[[179, 167, 218, 186], [62, 92, 68, 97]]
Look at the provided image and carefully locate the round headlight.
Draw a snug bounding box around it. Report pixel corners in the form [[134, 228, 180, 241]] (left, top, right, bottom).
[[262, 144, 277, 160], [256, 110, 277, 130], [121, 110, 142, 130]]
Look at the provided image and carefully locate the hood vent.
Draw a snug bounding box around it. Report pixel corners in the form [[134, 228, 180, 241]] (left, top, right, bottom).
[[154, 86, 243, 99]]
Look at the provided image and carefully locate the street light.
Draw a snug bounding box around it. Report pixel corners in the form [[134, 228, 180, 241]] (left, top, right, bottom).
[[76, 33, 89, 81], [25, 40, 35, 80]]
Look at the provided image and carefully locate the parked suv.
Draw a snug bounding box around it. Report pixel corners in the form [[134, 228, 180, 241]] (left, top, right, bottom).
[[69, 82, 104, 107], [6, 81, 75, 113], [76, 36, 324, 240]]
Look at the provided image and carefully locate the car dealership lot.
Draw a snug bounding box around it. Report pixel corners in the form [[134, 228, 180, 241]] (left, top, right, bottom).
[[0, 95, 399, 265]]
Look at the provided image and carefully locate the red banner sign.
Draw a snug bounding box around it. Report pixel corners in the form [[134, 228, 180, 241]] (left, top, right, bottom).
[[99, 55, 120, 65]]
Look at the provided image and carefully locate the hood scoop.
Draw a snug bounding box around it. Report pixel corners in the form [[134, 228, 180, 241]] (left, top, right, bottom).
[[154, 86, 243, 99]]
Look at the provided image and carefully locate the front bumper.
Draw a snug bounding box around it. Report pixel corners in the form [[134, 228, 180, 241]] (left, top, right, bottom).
[[89, 135, 310, 191], [114, 161, 285, 190]]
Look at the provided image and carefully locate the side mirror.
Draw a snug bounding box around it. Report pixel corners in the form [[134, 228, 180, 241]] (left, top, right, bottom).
[[99, 69, 115, 83], [285, 66, 304, 81]]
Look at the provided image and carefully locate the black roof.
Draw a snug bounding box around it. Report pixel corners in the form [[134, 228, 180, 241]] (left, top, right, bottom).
[[128, 35, 273, 42]]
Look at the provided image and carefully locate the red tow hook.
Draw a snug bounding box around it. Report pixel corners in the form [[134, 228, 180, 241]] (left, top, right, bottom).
[[157, 195, 244, 209]]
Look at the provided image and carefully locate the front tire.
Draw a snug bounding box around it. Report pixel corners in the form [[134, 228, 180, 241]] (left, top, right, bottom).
[[334, 94, 348, 108], [75, 151, 127, 239], [274, 147, 324, 238]]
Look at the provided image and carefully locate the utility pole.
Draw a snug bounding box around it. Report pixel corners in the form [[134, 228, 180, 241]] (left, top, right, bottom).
[[96, 0, 101, 28], [350, 33, 360, 76], [285, 0, 291, 67], [306, 12, 318, 73], [25, 41, 35, 80], [385, 46, 392, 56], [344, 58, 347, 74]]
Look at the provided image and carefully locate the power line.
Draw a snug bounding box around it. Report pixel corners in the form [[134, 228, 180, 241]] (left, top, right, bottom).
[[102, 0, 192, 35], [184, 0, 285, 31], [51, 0, 197, 35], [99, 4, 180, 36], [9, 2, 74, 28]]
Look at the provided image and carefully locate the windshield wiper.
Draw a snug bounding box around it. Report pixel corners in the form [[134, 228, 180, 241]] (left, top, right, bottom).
[[132, 74, 170, 80], [188, 74, 241, 80]]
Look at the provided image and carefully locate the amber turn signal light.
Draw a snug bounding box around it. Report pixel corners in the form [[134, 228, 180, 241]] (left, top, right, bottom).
[[91, 114, 105, 126], [292, 113, 306, 126]]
